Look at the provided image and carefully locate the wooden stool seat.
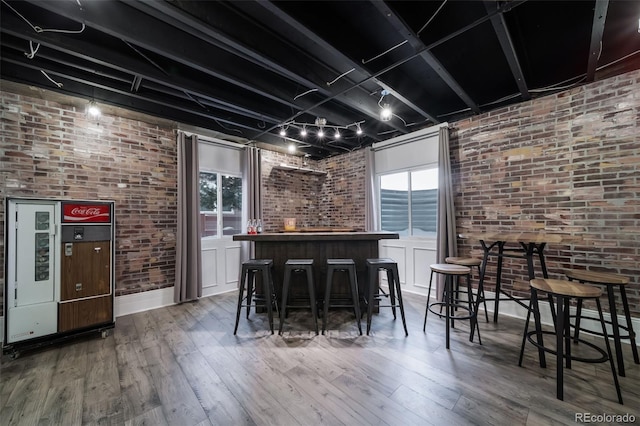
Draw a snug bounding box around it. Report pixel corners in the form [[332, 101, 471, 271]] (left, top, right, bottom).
[[530, 278, 602, 298], [563, 269, 638, 377], [431, 263, 471, 274], [445, 257, 481, 267], [519, 278, 622, 404], [564, 269, 629, 285]]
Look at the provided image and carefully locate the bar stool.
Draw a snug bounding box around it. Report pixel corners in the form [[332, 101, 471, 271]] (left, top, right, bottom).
[[323, 259, 362, 335], [234, 259, 277, 335], [445, 257, 489, 322], [518, 278, 622, 404], [564, 269, 639, 377], [365, 258, 408, 336], [279, 259, 318, 335], [424, 264, 481, 348]]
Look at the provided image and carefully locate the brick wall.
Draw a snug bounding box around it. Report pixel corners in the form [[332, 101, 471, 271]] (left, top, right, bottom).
[[452, 70, 640, 313], [2, 68, 638, 318], [1, 89, 178, 315], [260, 149, 367, 231]]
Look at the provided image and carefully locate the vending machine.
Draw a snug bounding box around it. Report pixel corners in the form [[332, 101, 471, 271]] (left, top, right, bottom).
[[4, 198, 115, 357]]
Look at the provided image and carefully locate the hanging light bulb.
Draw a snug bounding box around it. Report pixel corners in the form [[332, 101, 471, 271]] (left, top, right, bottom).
[[334, 128, 341, 139], [356, 123, 363, 135], [288, 143, 296, 153], [300, 125, 307, 137], [380, 103, 392, 121], [279, 126, 286, 136], [317, 127, 324, 138]]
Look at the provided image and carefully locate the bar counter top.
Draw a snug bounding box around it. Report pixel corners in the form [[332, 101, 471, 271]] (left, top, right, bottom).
[[233, 231, 399, 242]]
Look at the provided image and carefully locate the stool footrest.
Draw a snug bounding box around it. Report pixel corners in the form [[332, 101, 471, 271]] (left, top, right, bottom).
[[525, 330, 609, 364], [428, 303, 475, 321], [570, 314, 636, 340]]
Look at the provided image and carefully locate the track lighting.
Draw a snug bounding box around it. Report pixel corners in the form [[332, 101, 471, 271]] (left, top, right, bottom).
[[275, 117, 365, 141]]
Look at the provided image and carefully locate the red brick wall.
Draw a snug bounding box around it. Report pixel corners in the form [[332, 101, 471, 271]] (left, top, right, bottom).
[[1, 89, 178, 314], [452, 70, 640, 313], [260, 149, 366, 232]]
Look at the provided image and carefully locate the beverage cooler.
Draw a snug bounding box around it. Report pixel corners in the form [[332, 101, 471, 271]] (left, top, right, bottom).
[[4, 198, 115, 357]]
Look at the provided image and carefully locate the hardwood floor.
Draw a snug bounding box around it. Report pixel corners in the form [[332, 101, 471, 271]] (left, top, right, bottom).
[[2, 291, 639, 425]]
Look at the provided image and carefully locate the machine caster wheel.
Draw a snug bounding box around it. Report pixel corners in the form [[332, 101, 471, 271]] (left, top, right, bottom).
[[10, 351, 20, 360], [101, 330, 110, 339]]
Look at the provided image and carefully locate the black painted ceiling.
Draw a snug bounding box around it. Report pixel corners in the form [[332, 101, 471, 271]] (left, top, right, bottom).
[[2, 0, 639, 159]]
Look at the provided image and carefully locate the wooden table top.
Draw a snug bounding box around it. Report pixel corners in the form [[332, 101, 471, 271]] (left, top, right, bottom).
[[233, 231, 399, 242], [459, 232, 581, 244]]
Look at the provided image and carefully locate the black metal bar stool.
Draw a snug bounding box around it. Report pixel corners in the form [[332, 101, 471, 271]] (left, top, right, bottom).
[[445, 257, 489, 322], [565, 269, 639, 377], [365, 258, 408, 336], [518, 278, 622, 404], [234, 259, 277, 335], [323, 259, 362, 335], [424, 263, 481, 348], [279, 259, 318, 335]]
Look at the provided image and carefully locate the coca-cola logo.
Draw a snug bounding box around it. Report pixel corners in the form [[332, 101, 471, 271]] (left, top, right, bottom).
[[71, 207, 102, 216], [63, 203, 111, 222]]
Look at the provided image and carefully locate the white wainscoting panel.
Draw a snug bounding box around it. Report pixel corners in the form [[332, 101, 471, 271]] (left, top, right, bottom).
[[202, 247, 218, 291]]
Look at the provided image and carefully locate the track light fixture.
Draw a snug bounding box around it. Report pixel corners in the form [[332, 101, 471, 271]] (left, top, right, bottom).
[[380, 103, 392, 121], [379, 90, 393, 122], [276, 117, 365, 140]]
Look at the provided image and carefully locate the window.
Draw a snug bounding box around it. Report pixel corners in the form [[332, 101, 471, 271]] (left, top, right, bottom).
[[199, 172, 242, 238], [379, 168, 438, 237]]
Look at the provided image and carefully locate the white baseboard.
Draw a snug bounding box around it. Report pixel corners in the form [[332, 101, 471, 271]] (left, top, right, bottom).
[[114, 287, 176, 317], [114, 286, 236, 317]]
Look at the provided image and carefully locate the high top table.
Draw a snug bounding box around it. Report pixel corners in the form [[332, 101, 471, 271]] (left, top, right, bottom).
[[459, 232, 581, 323], [233, 231, 399, 312]]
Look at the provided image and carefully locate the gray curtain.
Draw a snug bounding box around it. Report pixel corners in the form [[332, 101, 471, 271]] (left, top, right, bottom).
[[436, 127, 457, 300], [241, 146, 262, 261], [174, 132, 202, 303], [364, 148, 379, 231]]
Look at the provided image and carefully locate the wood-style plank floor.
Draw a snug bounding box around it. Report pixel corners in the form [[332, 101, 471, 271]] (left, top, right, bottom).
[[2, 291, 639, 425]]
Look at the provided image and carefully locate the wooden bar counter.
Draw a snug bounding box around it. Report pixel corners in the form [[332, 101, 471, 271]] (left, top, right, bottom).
[[233, 231, 399, 311]]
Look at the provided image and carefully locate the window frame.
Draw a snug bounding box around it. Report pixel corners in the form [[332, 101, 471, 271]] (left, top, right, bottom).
[[199, 170, 243, 239], [377, 165, 438, 239]]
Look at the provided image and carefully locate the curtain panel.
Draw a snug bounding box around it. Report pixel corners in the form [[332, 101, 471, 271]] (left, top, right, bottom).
[[436, 127, 457, 300], [241, 146, 262, 262], [174, 132, 203, 303]]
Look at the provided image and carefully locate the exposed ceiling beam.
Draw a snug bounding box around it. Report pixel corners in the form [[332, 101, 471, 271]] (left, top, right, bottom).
[[251, 0, 416, 134], [0, 19, 287, 124], [586, 0, 609, 82], [21, 0, 357, 126], [371, 1, 481, 114], [484, 1, 530, 101]]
